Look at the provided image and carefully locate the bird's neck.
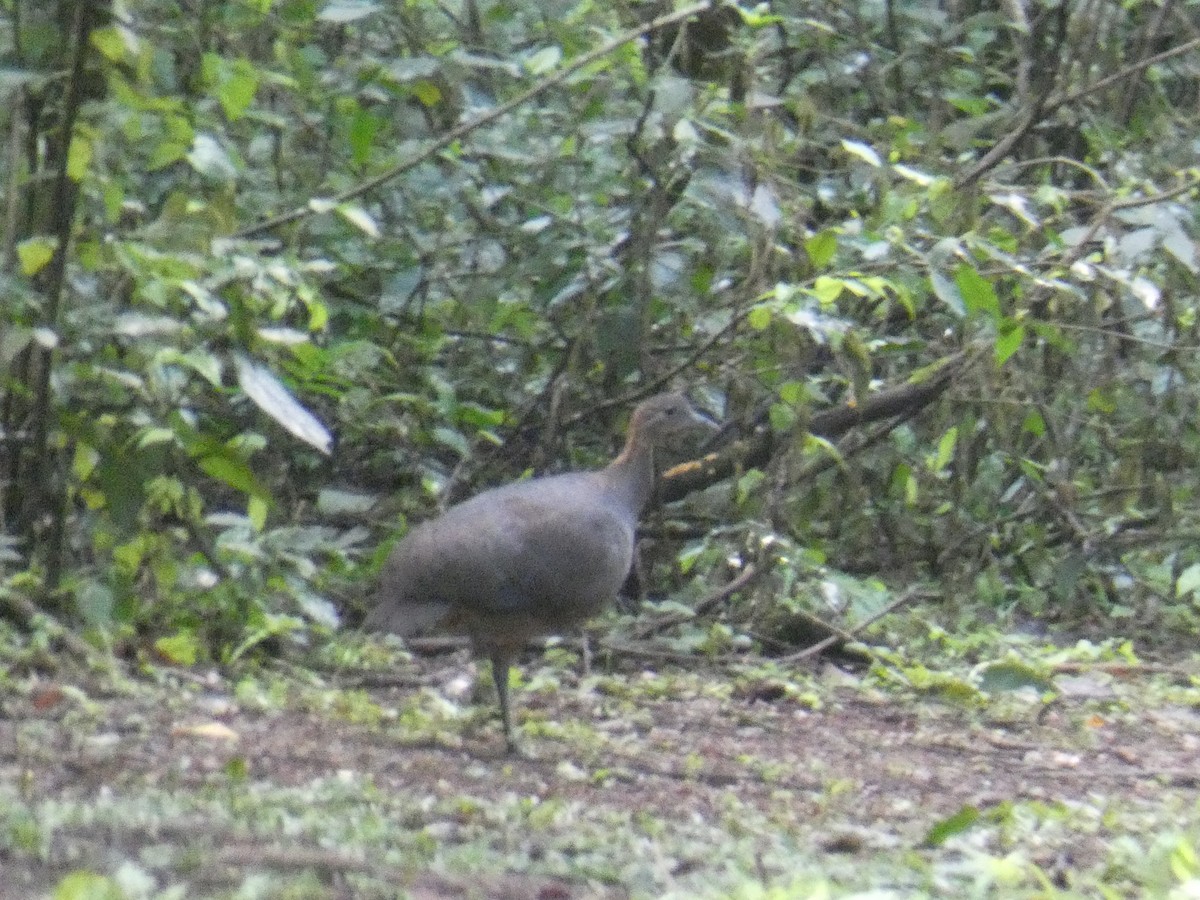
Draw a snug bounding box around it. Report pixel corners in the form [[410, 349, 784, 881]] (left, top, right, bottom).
[[603, 437, 656, 514]]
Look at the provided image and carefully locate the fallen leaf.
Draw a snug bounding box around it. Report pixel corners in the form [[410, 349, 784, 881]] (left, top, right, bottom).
[[31, 684, 66, 711], [172, 721, 240, 742]]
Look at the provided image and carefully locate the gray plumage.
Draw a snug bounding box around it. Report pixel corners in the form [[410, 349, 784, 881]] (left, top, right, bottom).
[[365, 392, 715, 750]]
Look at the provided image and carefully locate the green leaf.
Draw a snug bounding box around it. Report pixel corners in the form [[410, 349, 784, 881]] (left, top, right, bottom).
[[198, 451, 270, 501], [227, 614, 303, 663], [676, 542, 706, 575], [923, 806, 980, 848], [156, 348, 223, 387], [17, 237, 56, 275], [808, 276, 844, 305], [779, 380, 805, 405], [994, 323, 1024, 366], [805, 231, 837, 269], [768, 402, 797, 432], [337, 203, 380, 238], [1169, 835, 1200, 880], [156, 631, 201, 666], [946, 94, 990, 115], [929, 270, 964, 317], [138, 427, 177, 448], [974, 659, 1055, 694], [736, 6, 783, 26], [747, 305, 771, 330], [932, 426, 958, 473], [954, 264, 1000, 320], [148, 140, 189, 170], [234, 355, 333, 455], [73, 444, 100, 481], [52, 871, 123, 900], [736, 469, 765, 505], [90, 26, 129, 62], [410, 80, 442, 107], [802, 433, 843, 465], [525, 45, 562, 75], [216, 58, 260, 120], [1021, 409, 1045, 437], [67, 132, 93, 181], [248, 494, 269, 531], [348, 106, 382, 166], [890, 462, 917, 505], [1177, 563, 1200, 598], [840, 139, 881, 167], [1086, 387, 1116, 415]]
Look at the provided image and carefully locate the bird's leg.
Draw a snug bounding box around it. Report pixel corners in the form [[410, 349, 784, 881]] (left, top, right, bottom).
[[490, 650, 518, 753], [579, 630, 592, 676]]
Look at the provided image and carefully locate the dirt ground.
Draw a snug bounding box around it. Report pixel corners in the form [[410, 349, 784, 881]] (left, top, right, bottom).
[[2, 650, 1199, 898]]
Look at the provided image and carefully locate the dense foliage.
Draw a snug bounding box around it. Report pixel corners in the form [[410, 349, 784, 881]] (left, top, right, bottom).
[[3, 0, 1200, 661]]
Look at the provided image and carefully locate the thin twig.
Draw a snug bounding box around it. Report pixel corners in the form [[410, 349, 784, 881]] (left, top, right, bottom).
[[1053, 37, 1200, 110], [626, 564, 761, 639], [597, 640, 734, 665], [959, 37, 1200, 188], [1108, 177, 1200, 210]]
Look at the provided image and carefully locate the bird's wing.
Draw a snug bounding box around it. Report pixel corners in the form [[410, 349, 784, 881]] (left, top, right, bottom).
[[467, 490, 635, 615]]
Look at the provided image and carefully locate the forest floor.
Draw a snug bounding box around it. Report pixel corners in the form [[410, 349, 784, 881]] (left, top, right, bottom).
[[2, 636, 1199, 899]]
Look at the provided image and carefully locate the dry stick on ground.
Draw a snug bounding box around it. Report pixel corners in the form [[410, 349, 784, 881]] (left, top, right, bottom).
[[778, 586, 927, 665], [234, 1, 714, 239], [623, 563, 762, 640], [0, 588, 100, 662], [609, 585, 926, 676], [347, 668, 430, 689], [203, 845, 595, 898], [597, 640, 737, 666], [605, 585, 927, 672], [1051, 660, 1198, 679]]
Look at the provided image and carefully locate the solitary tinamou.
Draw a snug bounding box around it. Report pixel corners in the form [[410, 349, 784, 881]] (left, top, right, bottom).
[[365, 392, 715, 751]]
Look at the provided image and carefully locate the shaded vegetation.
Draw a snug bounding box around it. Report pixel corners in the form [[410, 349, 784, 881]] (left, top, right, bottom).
[[2, 0, 1200, 895], [5, 0, 1200, 650]]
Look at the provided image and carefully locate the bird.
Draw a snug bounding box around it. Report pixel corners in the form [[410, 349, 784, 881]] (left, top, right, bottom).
[[365, 392, 716, 751]]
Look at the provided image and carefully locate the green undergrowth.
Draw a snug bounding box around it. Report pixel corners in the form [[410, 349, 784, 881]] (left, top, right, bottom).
[[4, 771, 1199, 898], [2, 625, 1199, 898]]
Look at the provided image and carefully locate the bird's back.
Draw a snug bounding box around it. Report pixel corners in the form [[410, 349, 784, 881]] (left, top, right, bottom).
[[366, 469, 638, 646]]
